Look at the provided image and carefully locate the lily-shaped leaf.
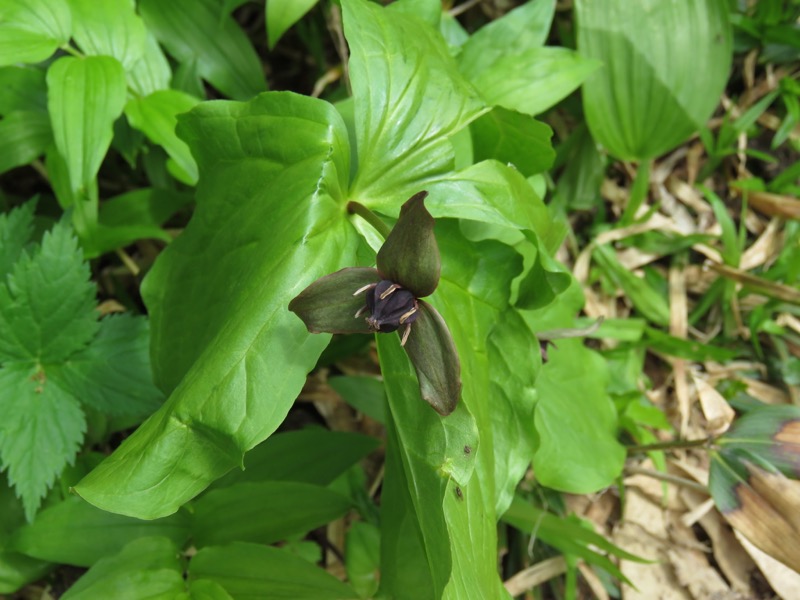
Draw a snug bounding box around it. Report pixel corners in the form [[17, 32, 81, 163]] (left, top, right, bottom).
[[289, 191, 461, 415]]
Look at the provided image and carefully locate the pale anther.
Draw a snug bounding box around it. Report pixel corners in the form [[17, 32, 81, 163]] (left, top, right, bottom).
[[379, 283, 401, 300]]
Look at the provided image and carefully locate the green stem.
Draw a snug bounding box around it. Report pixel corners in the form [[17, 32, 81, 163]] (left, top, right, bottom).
[[347, 201, 391, 239], [619, 160, 651, 225], [626, 437, 714, 454]]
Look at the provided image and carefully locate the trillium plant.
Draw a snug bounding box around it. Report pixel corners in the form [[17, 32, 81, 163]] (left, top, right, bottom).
[[289, 191, 461, 415]]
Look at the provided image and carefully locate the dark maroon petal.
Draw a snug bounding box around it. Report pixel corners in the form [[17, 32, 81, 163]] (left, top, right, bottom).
[[402, 300, 461, 416], [376, 191, 440, 298], [289, 267, 381, 334], [365, 280, 419, 333]]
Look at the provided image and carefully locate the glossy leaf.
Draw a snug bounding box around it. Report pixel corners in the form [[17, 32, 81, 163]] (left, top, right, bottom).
[[377, 191, 440, 298], [75, 92, 357, 519], [0, 66, 48, 114], [0, 0, 71, 66], [576, 0, 732, 159], [139, 0, 266, 100], [188, 542, 356, 599], [468, 47, 600, 117], [468, 106, 555, 177], [67, 0, 146, 69], [192, 481, 352, 547], [267, 0, 319, 49], [124, 89, 201, 184], [0, 110, 52, 175], [289, 267, 380, 335], [458, 0, 556, 78], [46, 56, 127, 200], [9, 497, 189, 567], [127, 32, 171, 96], [344, 0, 485, 208], [60, 536, 184, 600]]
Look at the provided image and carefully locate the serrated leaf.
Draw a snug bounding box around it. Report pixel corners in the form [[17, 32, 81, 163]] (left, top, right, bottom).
[[10, 497, 189, 567], [267, 0, 319, 49], [458, 0, 556, 78], [61, 536, 184, 600], [0, 363, 86, 521], [188, 542, 356, 599], [48, 314, 163, 417], [124, 89, 200, 184], [0, 0, 72, 66], [139, 0, 266, 100], [67, 0, 146, 70], [0, 110, 52, 175], [576, 0, 732, 159], [0, 222, 98, 363], [127, 31, 172, 97], [192, 481, 352, 547], [46, 56, 127, 200], [468, 106, 555, 177], [75, 92, 357, 519], [343, 0, 485, 207], [0, 201, 36, 278], [532, 339, 626, 493], [470, 47, 599, 117]]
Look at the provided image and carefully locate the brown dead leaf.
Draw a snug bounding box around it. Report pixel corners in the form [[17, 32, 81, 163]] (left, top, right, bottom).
[[748, 190, 800, 220], [692, 375, 735, 436]]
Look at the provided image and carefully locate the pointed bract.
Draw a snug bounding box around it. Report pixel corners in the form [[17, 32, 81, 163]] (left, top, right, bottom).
[[402, 301, 461, 415], [289, 267, 381, 334], [376, 191, 440, 298]]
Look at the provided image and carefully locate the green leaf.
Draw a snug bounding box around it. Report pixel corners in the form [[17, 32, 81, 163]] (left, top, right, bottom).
[[189, 579, 235, 600], [344, 0, 485, 207], [0, 363, 86, 520], [48, 314, 163, 417], [75, 92, 357, 519], [212, 428, 379, 489], [188, 542, 356, 599], [377, 191, 441, 298], [0, 200, 36, 277], [0, 222, 98, 363], [0, 0, 72, 66], [593, 243, 670, 326], [46, 56, 127, 200], [124, 89, 201, 184], [127, 32, 172, 97], [532, 339, 626, 493], [576, 0, 732, 159], [0, 477, 52, 594], [468, 106, 555, 177], [61, 536, 184, 600], [192, 481, 352, 547], [0, 65, 48, 115], [289, 267, 380, 335], [468, 47, 600, 116], [458, 0, 556, 77], [139, 0, 266, 100], [267, 0, 319, 49], [345, 520, 380, 598], [67, 0, 146, 69], [10, 497, 189, 567], [329, 376, 386, 423], [0, 110, 52, 175]]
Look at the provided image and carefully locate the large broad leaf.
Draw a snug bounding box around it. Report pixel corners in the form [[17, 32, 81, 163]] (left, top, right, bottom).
[[74, 92, 358, 519], [576, 0, 732, 159], [46, 56, 127, 202], [266, 0, 319, 49], [0, 0, 72, 66], [188, 542, 356, 599], [343, 0, 486, 208], [378, 224, 529, 598], [139, 0, 266, 100], [0, 110, 52, 175], [67, 0, 146, 70]]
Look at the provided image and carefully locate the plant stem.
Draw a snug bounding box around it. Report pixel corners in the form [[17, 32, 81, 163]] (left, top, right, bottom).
[[347, 201, 391, 239], [620, 159, 651, 225], [626, 437, 713, 454], [624, 466, 708, 493]]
